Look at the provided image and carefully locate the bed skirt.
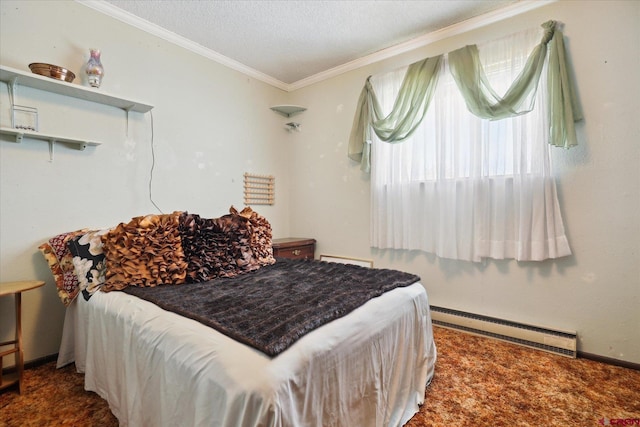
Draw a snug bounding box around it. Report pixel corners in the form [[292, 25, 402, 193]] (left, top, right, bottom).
[[58, 283, 436, 427]]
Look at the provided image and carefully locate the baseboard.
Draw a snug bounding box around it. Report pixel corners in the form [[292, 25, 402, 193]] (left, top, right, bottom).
[[1, 353, 58, 374], [578, 351, 640, 371], [26, 353, 58, 369]]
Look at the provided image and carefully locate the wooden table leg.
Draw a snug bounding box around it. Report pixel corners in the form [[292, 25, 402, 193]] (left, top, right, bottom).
[[15, 292, 24, 394]]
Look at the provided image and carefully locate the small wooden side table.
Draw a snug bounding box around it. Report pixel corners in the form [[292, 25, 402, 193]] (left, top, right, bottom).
[[0, 280, 45, 394]]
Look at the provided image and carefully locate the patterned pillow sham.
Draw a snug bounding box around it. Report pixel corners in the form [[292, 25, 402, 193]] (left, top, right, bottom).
[[39, 207, 275, 300], [67, 228, 111, 300], [38, 229, 89, 306]]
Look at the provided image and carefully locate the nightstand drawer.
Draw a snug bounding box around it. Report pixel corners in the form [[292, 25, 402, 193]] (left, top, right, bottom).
[[272, 238, 316, 260]]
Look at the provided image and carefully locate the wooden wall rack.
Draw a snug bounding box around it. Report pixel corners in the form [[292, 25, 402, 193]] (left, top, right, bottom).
[[244, 173, 274, 205]]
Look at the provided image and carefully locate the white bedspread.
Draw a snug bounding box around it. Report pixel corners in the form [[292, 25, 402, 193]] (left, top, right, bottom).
[[58, 282, 436, 427]]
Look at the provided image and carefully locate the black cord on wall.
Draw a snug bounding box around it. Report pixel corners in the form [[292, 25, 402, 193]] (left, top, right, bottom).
[[148, 110, 163, 214]]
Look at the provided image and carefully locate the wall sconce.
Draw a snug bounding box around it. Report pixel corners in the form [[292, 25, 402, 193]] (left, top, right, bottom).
[[270, 105, 306, 132]]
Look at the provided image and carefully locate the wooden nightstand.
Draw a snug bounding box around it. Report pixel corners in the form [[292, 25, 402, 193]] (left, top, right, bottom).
[[272, 238, 316, 260], [0, 280, 45, 394]]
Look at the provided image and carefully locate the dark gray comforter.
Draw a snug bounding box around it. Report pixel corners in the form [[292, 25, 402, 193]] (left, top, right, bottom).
[[122, 258, 420, 357]]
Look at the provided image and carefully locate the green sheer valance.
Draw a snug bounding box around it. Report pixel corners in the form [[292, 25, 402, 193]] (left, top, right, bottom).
[[348, 56, 443, 173], [447, 22, 552, 120], [348, 21, 583, 172]]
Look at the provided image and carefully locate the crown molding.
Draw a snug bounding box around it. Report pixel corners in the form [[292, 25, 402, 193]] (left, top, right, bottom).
[[76, 0, 290, 91], [288, 0, 557, 91], [77, 0, 555, 93]]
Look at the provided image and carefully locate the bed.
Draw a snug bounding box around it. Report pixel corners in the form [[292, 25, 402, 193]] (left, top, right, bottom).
[[43, 209, 437, 427]]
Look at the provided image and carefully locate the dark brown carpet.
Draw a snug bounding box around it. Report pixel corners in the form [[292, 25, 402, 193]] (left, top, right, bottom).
[[1, 326, 638, 426]]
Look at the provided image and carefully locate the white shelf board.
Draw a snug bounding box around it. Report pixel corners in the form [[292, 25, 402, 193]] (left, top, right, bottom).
[[0, 126, 101, 150], [270, 105, 307, 117], [0, 65, 153, 113]]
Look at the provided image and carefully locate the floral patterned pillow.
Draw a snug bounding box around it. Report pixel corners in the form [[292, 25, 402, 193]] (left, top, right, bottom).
[[67, 228, 111, 300], [38, 229, 88, 306]]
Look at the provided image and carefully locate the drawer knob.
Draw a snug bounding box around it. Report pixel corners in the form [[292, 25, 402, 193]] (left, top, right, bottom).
[[292, 250, 301, 256]]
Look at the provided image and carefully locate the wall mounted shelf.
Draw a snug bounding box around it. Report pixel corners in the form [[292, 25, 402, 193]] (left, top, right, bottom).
[[0, 126, 100, 150], [0, 65, 153, 113], [270, 105, 306, 117], [1, 64, 152, 159]]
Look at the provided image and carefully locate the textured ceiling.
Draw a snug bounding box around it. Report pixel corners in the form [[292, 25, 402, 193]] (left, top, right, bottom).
[[99, 0, 518, 86]]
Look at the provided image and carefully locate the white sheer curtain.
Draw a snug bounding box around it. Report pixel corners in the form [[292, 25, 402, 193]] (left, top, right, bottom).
[[370, 28, 571, 262]]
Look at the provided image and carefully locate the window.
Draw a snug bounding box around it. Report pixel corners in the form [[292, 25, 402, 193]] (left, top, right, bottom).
[[369, 27, 571, 262]]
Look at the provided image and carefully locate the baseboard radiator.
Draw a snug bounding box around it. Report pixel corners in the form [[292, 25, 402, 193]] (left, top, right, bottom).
[[430, 306, 577, 358]]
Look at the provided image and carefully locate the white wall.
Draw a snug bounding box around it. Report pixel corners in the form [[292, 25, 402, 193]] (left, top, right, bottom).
[[287, 0, 640, 363], [0, 0, 292, 363], [1, 0, 638, 366]]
